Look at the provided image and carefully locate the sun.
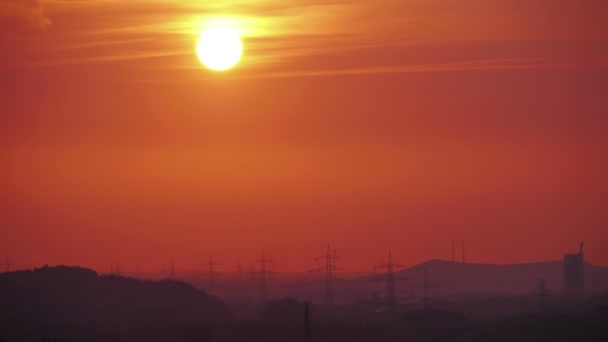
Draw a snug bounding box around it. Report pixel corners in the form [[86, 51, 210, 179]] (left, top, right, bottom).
[[196, 28, 243, 71]]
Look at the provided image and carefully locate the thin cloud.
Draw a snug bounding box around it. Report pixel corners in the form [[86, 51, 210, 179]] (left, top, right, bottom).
[[235, 55, 608, 79], [3, 0, 608, 78], [9, 55, 607, 88], [0, 0, 51, 31]]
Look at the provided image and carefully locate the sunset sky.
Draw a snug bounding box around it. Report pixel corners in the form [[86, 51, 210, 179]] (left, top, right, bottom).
[[1, 0, 607, 273]]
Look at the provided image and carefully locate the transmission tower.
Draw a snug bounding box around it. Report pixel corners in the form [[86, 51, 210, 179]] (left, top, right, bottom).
[[251, 252, 275, 304], [4, 257, 15, 273], [373, 250, 407, 312], [313, 243, 341, 306], [412, 268, 440, 310], [161, 258, 180, 279], [310, 243, 342, 306], [201, 256, 221, 295]]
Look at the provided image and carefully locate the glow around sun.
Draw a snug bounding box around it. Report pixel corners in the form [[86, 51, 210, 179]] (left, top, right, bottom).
[[196, 27, 243, 71]]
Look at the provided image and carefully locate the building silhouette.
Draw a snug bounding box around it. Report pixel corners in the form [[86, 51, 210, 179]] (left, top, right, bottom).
[[563, 242, 584, 297]]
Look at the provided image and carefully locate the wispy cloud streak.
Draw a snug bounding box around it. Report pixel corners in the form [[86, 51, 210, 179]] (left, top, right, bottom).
[[2, 0, 608, 78]]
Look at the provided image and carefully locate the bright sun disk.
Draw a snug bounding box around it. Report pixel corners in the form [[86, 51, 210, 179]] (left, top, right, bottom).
[[196, 27, 243, 71]]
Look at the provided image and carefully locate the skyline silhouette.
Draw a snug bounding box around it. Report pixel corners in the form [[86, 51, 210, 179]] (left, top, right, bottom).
[[1, 0, 607, 340], [1, 1, 608, 274]]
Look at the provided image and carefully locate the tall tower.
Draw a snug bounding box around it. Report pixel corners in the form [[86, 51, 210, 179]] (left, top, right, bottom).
[[253, 252, 274, 304], [374, 250, 406, 312], [412, 268, 440, 310], [304, 302, 311, 342], [315, 244, 333, 306], [201, 256, 221, 295], [564, 242, 584, 297]]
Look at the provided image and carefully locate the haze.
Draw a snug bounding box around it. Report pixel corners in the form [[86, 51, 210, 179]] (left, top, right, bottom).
[[1, 0, 607, 273]]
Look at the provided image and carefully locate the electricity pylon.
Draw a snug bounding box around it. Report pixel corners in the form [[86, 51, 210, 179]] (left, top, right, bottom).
[[201, 256, 221, 295], [412, 268, 440, 310], [251, 252, 275, 304], [373, 250, 407, 313], [313, 243, 342, 306]]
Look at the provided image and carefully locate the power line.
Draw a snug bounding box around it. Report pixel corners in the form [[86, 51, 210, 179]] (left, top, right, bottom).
[[313, 243, 342, 306], [251, 251, 275, 304], [201, 256, 221, 295], [4, 257, 15, 273], [161, 258, 178, 280], [373, 250, 407, 313], [412, 268, 440, 310]]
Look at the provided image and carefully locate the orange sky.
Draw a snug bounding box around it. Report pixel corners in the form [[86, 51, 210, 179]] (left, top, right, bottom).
[[1, 0, 607, 273]]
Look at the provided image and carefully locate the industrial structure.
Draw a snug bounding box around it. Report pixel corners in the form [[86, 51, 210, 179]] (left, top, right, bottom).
[[161, 258, 177, 279], [304, 302, 311, 342], [251, 252, 274, 304], [313, 243, 341, 306], [412, 268, 440, 310], [564, 242, 584, 297], [202, 256, 221, 295], [373, 250, 407, 313]]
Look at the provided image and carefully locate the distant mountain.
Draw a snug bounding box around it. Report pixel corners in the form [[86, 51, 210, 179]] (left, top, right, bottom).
[[400, 259, 608, 295], [0, 265, 232, 326], [359, 259, 608, 295]]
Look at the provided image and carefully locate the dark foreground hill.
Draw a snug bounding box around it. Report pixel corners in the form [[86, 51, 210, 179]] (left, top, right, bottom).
[[0, 265, 231, 341], [1, 265, 607, 342]]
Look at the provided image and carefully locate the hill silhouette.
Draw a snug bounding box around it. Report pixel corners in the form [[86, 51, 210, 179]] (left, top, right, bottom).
[[0, 265, 232, 340], [359, 259, 608, 295], [397, 259, 608, 295]]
